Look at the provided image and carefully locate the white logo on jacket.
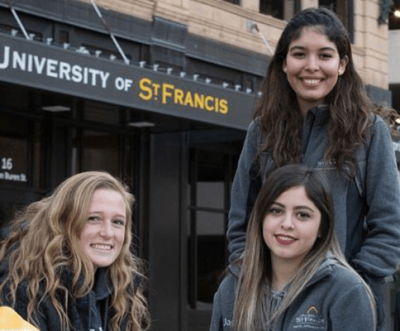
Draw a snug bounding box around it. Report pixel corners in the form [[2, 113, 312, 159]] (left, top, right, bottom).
[[294, 306, 325, 329]]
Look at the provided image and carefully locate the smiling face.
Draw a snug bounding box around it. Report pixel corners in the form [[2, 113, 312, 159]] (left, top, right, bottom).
[[262, 186, 321, 270], [283, 27, 348, 114], [79, 188, 126, 270]]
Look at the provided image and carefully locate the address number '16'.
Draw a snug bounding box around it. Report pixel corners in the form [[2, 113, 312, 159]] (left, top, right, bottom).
[[1, 158, 13, 170]]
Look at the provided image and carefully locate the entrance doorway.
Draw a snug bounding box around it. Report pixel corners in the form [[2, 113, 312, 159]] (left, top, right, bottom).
[[0, 111, 41, 236], [186, 130, 244, 330], [0, 93, 141, 247]]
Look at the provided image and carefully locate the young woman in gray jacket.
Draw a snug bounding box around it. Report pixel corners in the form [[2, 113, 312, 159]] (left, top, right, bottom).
[[211, 164, 376, 331]]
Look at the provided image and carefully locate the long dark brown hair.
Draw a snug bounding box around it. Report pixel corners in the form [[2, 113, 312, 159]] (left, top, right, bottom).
[[254, 7, 393, 173]]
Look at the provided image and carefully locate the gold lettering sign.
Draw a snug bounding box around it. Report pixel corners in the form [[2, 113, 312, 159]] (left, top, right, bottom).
[[138, 77, 229, 115]]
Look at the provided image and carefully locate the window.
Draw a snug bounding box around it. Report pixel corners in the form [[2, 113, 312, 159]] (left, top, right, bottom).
[[0, 111, 43, 236], [319, 0, 354, 42], [389, 0, 400, 29], [187, 140, 242, 310], [260, 0, 284, 19], [0, 116, 29, 189], [260, 0, 299, 21], [223, 0, 240, 5], [79, 130, 120, 174]]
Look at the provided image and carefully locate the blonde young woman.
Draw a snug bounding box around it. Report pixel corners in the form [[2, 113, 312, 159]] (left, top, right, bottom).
[[0, 171, 150, 331], [210, 164, 376, 331]]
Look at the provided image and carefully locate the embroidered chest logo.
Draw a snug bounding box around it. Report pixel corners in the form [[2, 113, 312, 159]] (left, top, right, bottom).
[[293, 306, 325, 329], [223, 318, 233, 327], [316, 160, 337, 169]]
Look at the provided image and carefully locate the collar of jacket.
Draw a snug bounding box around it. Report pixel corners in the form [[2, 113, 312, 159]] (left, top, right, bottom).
[[307, 104, 330, 126], [228, 252, 337, 290], [59, 266, 112, 300]]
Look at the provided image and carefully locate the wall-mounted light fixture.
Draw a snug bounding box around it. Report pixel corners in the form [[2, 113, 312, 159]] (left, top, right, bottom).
[[247, 20, 274, 55], [76, 46, 89, 54], [128, 121, 155, 128], [42, 105, 71, 112]]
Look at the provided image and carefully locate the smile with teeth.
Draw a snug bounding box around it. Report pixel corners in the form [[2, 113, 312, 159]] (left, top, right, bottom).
[[91, 244, 113, 250], [302, 79, 322, 86]]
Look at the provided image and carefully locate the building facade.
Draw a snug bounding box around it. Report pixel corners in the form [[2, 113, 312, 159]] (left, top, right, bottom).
[[0, 0, 395, 330]]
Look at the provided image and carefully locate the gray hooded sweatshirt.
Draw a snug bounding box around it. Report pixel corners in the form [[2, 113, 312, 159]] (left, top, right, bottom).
[[209, 256, 376, 331]]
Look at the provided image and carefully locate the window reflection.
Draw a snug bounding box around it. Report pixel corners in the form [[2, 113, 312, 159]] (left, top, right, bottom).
[[80, 131, 119, 174], [196, 211, 226, 308], [188, 148, 233, 309]]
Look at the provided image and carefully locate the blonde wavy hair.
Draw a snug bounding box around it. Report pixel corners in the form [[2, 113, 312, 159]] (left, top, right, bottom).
[[0, 171, 150, 331]]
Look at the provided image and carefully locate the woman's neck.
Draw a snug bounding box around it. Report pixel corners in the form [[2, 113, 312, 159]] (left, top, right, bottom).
[[271, 259, 300, 291]]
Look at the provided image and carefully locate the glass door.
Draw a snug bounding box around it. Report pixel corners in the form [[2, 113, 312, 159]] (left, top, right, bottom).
[[0, 112, 42, 238], [186, 130, 244, 330]]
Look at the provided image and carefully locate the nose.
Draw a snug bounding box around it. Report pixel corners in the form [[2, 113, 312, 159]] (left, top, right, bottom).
[[281, 213, 295, 230], [305, 55, 319, 72], [99, 221, 113, 238]]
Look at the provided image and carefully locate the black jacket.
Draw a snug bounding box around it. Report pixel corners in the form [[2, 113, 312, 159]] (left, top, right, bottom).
[[0, 264, 124, 331]]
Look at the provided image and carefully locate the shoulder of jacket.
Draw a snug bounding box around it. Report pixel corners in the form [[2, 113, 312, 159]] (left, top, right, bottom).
[[329, 263, 365, 287], [247, 119, 264, 147], [369, 113, 390, 132], [372, 114, 384, 126], [228, 263, 241, 277], [214, 273, 236, 303]]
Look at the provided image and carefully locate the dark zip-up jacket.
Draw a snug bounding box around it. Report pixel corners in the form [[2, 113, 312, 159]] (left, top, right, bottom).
[[210, 256, 376, 331], [0, 265, 126, 331]]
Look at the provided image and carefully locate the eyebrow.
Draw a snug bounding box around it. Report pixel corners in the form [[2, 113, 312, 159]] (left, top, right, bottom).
[[272, 201, 315, 212], [289, 45, 336, 52], [88, 211, 126, 218]]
